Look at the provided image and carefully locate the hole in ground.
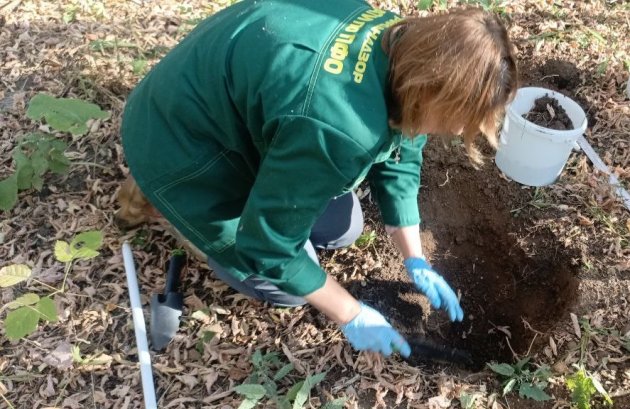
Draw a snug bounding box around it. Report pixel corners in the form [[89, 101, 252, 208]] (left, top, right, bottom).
[[350, 142, 580, 369]]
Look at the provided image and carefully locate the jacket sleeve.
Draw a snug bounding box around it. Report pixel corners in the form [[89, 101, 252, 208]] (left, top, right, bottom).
[[225, 115, 370, 296], [367, 135, 427, 227]]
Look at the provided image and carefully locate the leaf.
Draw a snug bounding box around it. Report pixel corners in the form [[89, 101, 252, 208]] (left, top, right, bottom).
[[417, 0, 433, 10], [285, 381, 304, 402], [70, 231, 103, 260], [71, 345, 83, 363], [252, 349, 264, 368], [502, 378, 517, 396], [354, 231, 376, 248], [518, 383, 552, 401], [459, 393, 478, 409], [72, 248, 100, 260], [0, 264, 32, 287], [515, 357, 531, 371], [6, 293, 40, 309], [234, 384, 266, 400], [36, 297, 58, 322], [589, 375, 613, 405], [237, 397, 262, 409], [54, 241, 74, 263], [293, 372, 327, 409], [26, 93, 110, 136], [273, 363, 294, 381], [30, 152, 48, 176], [15, 161, 34, 190], [0, 174, 19, 211], [567, 369, 595, 409], [4, 306, 40, 340], [488, 363, 515, 377], [321, 398, 347, 409]]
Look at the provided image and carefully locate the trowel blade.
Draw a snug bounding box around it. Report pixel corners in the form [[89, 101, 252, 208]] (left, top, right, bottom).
[[150, 292, 183, 350]]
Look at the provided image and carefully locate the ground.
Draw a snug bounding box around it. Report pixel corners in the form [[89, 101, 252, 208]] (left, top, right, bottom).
[[0, 1, 629, 408]]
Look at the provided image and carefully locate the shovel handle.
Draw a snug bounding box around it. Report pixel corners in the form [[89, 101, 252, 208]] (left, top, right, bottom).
[[164, 253, 186, 293]]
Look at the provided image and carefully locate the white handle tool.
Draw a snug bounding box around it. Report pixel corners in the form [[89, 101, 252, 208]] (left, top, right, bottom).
[[122, 242, 158, 409]]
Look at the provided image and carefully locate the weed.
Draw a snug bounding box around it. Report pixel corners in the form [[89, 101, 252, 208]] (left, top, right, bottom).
[[510, 187, 552, 216], [0, 230, 103, 340], [563, 318, 614, 408], [235, 349, 345, 409], [355, 230, 377, 248], [566, 367, 613, 409], [416, 0, 448, 12], [0, 93, 109, 211], [487, 357, 552, 401]]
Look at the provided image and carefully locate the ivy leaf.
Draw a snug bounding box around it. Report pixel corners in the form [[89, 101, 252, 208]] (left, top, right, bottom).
[[0, 174, 19, 212], [5, 306, 40, 340], [54, 241, 74, 263], [0, 264, 32, 287], [36, 297, 58, 322], [488, 363, 515, 377], [519, 383, 552, 401], [26, 93, 110, 136], [6, 293, 40, 309], [293, 372, 327, 409]]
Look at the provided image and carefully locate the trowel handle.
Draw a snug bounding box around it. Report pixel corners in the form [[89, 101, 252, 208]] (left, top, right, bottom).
[[164, 253, 186, 293]]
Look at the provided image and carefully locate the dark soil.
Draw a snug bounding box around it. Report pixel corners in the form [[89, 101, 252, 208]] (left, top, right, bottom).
[[349, 141, 580, 370], [523, 95, 575, 130]]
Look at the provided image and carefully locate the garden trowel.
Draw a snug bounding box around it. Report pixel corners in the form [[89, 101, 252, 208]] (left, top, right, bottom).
[[150, 253, 186, 351]]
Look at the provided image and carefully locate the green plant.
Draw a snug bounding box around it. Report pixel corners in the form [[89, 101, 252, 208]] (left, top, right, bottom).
[[0, 134, 69, 211], [417, 0, 448, 11], [235, 349, 344, 409], [0, 230, 103, 340], [354, 230, 377, 248], [462, 0, 507, 14], [0, 93, 109, 211], [563, 319, 613, 408], [131, 58, 148, 76], [487, 357, 552, 401], [566, 367, 612, 409]]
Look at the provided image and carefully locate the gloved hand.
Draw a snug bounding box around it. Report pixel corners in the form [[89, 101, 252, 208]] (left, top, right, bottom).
[[404, 257, 464, 322], [340, 302, 411, 357]]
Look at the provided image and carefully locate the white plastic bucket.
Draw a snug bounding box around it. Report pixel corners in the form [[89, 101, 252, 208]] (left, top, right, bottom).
[[495, 87, 588, 186]]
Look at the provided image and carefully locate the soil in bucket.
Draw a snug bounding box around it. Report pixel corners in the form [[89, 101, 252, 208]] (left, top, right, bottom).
[[522, 94, 575, 130]]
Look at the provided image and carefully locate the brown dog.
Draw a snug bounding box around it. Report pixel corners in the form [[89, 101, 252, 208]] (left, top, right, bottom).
[[115, 175, 206, 261], [114, 175, 164, 228]]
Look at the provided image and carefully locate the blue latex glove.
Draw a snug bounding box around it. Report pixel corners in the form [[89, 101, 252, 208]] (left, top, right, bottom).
[[340, 302, 411, 358], [404, 257, 464, 322]]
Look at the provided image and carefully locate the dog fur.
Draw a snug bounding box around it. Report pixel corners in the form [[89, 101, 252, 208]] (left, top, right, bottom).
[[115, 175, 207, 261]]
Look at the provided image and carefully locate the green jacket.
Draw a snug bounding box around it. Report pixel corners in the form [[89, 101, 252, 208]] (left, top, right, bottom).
[[122, 0, 427, 296]]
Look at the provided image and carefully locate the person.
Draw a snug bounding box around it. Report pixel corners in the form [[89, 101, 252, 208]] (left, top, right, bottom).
[[118, 0, 517, 358]]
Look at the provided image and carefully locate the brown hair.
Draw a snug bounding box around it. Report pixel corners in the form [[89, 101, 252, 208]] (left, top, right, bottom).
[[385, 8, 518, 163]]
